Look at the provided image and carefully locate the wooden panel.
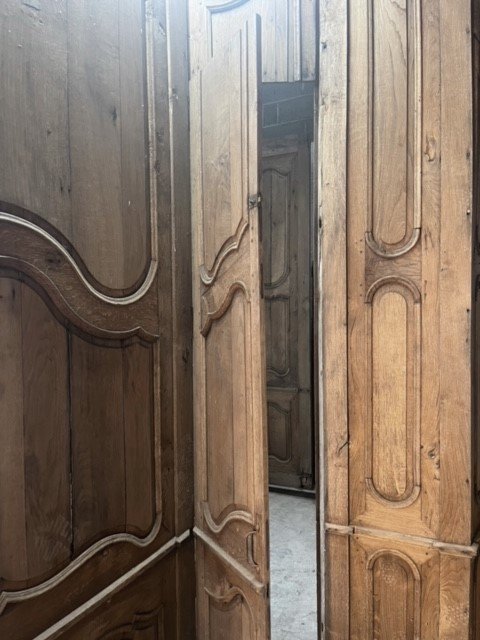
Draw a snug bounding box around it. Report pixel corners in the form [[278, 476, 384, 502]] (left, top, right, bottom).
[[71, 339, 127, 551], [324, 0, 479, 635], [262, 142, 313, 489], [0, 1, 192, 637], [191, 15, 269, 638], [58, 553, 178, 639], [0, 0, 153, 292], [0, 280, 27, 583], [368, 0, 421, 254], [21, 283, 71, 582], [189, 0, 316, 82]]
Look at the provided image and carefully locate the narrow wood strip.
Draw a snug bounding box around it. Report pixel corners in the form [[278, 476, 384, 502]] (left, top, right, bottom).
[[34, 530, 191, 640], [324, 522, 479, 558]]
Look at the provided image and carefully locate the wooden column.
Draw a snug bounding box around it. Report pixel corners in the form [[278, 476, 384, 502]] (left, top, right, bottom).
[[320, 0, 479, 636]]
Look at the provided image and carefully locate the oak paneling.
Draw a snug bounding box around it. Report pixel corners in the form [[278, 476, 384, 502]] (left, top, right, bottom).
[[0, 1, 193, 637], [190, 15, 269, 638], [324, 0, 479, 635], [189, 0, 316, 83], [0, 0, 151, 292], [262, 140, 313, 489]]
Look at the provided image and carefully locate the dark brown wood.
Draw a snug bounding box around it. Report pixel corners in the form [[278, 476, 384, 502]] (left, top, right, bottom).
[[262, 138, 313, 489], [0, 1, 194, 638]]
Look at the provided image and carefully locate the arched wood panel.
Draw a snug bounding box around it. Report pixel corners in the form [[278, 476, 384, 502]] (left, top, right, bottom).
[[0, 1, 193, 638]]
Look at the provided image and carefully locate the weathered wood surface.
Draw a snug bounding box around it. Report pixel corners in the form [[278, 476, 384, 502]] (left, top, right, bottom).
[[0, 1, 194, 638]]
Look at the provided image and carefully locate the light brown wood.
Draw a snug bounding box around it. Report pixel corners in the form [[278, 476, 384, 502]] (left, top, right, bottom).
[[190, 13, 270, 638], [189, 0, 316, 83], [322, 0, 480, 636], [262, 139, 313, 489]]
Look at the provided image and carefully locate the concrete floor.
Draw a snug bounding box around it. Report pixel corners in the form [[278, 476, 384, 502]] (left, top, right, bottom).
[[269, 492, 317, 640]]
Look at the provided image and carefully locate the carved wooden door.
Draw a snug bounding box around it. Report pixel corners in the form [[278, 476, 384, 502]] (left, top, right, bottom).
[[0, 1, 192, 638], [190, 16, 270, 639], [262, 140, 313, 489]]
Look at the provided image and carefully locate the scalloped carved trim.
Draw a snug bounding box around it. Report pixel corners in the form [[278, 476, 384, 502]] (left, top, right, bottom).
[[203, 502, 255, 535], [201, 281, 249, 336], [0, 212, 157, 305], [365, 275, 421, 304], [0, 516, 162, 616], [365, 479, 421, 509], [205, 583, 254, 628], [0, 267, 157, 344], [365, 228, 421, 259], [200, 217, 249, 287]]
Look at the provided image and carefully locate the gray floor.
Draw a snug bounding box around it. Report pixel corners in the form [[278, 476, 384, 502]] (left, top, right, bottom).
[[269, 492, 317, 640]]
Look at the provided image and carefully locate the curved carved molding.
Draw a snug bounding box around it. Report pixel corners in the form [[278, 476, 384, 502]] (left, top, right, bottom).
[[265, 295, 290, 377], [0, 267, 157, 345], [0, 516, 162, 616], [201, 281, 249, 336], [366, 0, 423, 257], [203, 502, 255, 535], [206, 0, 251, 13], [365, 275, 421, 304], [200, 217, 249, 287], [267, 401, 293, 463], [365, 227, 421, 259], [99, 608, 164, 639], [365, 277, 421, 507], [205, 583, 254, 630], [0, 224, 159, 339], [0, 212, 157, 306], [0, 2, 159, 295], [367, 549, 421, 638], [263, 169, 290, 290]]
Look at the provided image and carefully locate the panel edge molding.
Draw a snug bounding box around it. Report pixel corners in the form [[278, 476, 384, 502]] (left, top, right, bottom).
[[366, 0, 423, 257], [365, 276, 422, 508], [0, 516, 163, 616]]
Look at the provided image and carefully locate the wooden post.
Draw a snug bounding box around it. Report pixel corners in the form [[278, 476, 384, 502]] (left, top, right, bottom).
[[321, 0, 480, 636]]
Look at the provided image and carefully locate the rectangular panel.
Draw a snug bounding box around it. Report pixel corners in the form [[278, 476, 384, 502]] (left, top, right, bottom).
[[71, 338, 126, 552], [191, 15, 269, 638], [21, 284, 71, 580]]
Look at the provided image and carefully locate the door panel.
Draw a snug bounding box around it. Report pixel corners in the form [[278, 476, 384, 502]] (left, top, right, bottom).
[[0, 1, 192, 638], [262, 141, 313, 488], [0, 0, 151, 292], [191, 16, 270, 638], [189, 0, 316, 83]]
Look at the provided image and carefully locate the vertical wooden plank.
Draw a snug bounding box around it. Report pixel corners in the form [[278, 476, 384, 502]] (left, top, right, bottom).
[[118, 0, 148, 286], [21, 284, 71, 579], [319, 0, 348, 524], [67, 0, 123, 290], [319, 0, 349, 633], [420, 0, 442, 538], [165, 0, 194, 540], [123, 343, 154, 536], [0, 279, 27, 582], [439, 554, 473, 639], [300, 0, 317, 80], [71, 337, 125, 552], [438, 0, 474, 545], [324, 533, 350, 639], [0, 1, 71, 236]]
